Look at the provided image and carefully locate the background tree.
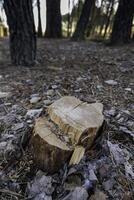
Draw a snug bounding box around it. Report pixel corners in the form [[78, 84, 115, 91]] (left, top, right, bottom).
[[110, 0, 134, 44], [86, 0, 96, 37], [67, 0, 71, 37], [98, 0, 105, 36], [4, 0, 36, 65], [72, 0, 95, 41], [103, 0, 115, 38], [37, 0, 43, 37], [45, 0, 62, 38]]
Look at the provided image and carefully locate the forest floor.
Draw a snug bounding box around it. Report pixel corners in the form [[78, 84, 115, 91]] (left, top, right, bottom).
[[0, 38, 134, 200]]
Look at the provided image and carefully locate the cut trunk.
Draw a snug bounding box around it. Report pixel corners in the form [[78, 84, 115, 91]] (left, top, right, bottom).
[[110, 0, 134, 44], [72, 0, 95, 41], [4, 0, 36, 66], [37, 0, 43, 37], [31, 96, 104, 173], [45, 0, 62, 38]]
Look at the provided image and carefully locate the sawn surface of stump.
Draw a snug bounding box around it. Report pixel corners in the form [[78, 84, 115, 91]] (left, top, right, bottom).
[[48, 96, 104, 146]]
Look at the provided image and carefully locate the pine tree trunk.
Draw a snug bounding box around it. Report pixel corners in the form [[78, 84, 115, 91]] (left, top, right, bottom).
[[77, 0, 82, 19], [45, 0, 62, 38], [67, 0, 71, 37], [72, 0, 95, 41], [70, 0, 75, 36], [4, 0, 36, 66], [86, 1, 95, 37], [37, 0, 43, 37], [99, 0, 108, 36], [103, 0, 115, 38], [110, 0, 134, 44]]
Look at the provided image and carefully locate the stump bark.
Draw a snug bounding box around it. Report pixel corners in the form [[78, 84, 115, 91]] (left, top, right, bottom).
[[31, 117, 73, 173]]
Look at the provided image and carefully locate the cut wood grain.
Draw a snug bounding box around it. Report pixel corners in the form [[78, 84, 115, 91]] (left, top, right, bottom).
[[69, 146, 85, 165], [48, 96, 104, 147]]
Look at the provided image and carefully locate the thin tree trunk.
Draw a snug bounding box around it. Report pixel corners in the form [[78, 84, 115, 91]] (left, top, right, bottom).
[[86, 0, 96, 37], [72, 0, 95, 41], [101, 1, 111, 36], [77, 0, 81, 18], [98, 0, 105, 36], [4, 0, 36, 66], [67, 0, 71, 37], [103, 0, 115, 38], [110, 0, 134, 44], [70, 0, 75, 35], [45, 0, 62, 38], [37, 0, 43, 37]]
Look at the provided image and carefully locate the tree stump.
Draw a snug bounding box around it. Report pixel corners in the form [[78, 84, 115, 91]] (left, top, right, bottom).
[[31, 96, 104, 173]]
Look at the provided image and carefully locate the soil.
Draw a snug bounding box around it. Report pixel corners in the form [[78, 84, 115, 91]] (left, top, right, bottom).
[[0, 38, 134, 199]]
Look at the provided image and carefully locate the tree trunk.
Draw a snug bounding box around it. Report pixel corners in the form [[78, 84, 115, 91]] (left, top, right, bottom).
[[70, 0, 75, 36], [67, 0, 71, 37], [86, 1, 96, 37], [103, 0, 115, 38], [4, 0, 36, 66], [37, 0, 43, 37], [77, 0, 83, 19], [72, 0, 95, 41], [99, 0, 108, 36], [45, 0, 62, 38], [110, 0, 134, 44]]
